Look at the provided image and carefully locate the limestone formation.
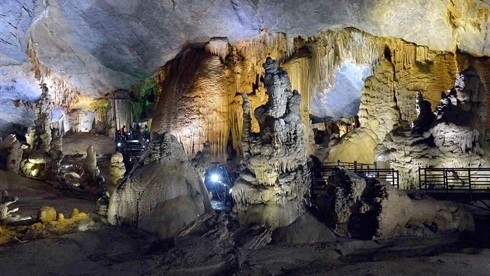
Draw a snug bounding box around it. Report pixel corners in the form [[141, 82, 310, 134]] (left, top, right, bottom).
[[6, 140, 23, 174], [107, 132, 212, 240], [327, 41, 459, 164], [84, 145, 98, 175], [430, 69, 485, 155], [232, 58, 309, 228], [108, 152, 126, 194], [376, 67, 488, 187], [20, 151, 51, 179], [318, 169, 474, 240], [37, 206, 57, 223], [19, 84, 56, 180], [0, 191, 19, 222], [192, 141, 213, 181], [0, 190, 31, 224], [31, 83, 52, 152]]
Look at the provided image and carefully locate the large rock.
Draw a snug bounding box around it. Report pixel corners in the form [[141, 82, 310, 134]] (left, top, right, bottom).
[[271, 212, 336, 244], [107, 132, 212, 240], [320, 169, 474, 240]]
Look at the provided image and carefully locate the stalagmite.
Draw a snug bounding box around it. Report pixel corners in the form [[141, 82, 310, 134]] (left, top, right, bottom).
[[108, 152, 126, 194], [232, 58, 309, 228]]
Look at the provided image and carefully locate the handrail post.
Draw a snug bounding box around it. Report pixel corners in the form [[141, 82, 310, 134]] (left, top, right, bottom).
[[374, 162, 377, 169], [445, 169, 449, 193], [419, 167, 422, 190], [354, 161, 357, 171], [391, 168, 399, 189]]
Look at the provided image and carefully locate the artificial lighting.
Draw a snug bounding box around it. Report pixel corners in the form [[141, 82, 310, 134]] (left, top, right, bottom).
[[210, 173, 220, 183]]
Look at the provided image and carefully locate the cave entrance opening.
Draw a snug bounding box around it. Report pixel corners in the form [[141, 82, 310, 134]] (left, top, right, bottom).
[[203, 162, 234, 212], [310, 59, 371, 121], [310, 60, 371, 146]]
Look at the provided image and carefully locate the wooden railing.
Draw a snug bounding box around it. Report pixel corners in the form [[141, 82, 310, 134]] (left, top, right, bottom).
[[322, 160, 377, 171], [419, 167, 490, 192], [318, 161, 399, 188]]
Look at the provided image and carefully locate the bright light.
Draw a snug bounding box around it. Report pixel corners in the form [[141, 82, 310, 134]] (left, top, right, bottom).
[[310, 60, 371, 119], [210, 173, 220, 183]]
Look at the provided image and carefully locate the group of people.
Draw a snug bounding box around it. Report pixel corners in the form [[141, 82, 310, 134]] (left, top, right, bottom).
[[118, 124, 150, 141]]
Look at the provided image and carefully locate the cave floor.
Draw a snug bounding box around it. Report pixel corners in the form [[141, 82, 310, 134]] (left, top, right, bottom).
[[1, 133, 490, 275], [62, 132, 115, 156], [0, 221, 489, 276], [0, 170, 95, 218]]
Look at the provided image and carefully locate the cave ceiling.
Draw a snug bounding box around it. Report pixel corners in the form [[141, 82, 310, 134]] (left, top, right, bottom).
[[0, 0, 489, 131]]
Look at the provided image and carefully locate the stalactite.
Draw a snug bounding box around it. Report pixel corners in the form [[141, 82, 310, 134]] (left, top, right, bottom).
[[28, 41, 81, 110], [205, 37, 230, 60], [235, 31, 292, 66], [308, 29, 386, 92]]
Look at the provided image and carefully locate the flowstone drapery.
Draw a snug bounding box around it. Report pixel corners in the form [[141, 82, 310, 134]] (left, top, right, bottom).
[[232, 58, 310, 228]]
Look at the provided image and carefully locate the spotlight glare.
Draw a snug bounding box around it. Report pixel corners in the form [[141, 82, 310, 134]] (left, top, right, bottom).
[[210, 173, 220, 183]]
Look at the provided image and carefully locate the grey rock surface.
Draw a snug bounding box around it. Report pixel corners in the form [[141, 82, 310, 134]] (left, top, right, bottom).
[[107, 132, 212, 240], [2, 0, 490, 96]]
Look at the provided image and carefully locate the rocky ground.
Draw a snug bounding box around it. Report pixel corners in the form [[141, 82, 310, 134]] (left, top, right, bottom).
[[0, 167, 489, 275]]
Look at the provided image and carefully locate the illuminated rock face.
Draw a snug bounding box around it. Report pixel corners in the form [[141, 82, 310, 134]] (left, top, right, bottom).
[[151, 49, 231, 160], [376, 67, 488, 188], [232, 58, 309, 228], [327, 42, 460, 164], [107, 132, 212, 240]]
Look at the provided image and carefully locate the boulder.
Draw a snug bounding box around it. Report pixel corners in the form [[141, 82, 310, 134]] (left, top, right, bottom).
[[320, 169, 474, 240], [107, 132, 212, 240], [272, 212, 336, 244]]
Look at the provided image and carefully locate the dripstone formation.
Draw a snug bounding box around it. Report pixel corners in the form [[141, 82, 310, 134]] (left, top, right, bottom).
[[376, 67, 488, 188], [20, 84, 62, 180], [232, 57, 309, 228]]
